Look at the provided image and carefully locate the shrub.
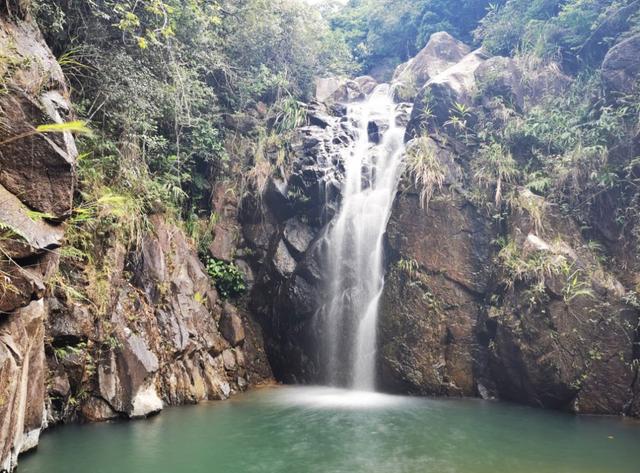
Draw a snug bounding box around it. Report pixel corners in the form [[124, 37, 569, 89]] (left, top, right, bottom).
[[405, 136, 447, 209], [205, 258, 246, 299]]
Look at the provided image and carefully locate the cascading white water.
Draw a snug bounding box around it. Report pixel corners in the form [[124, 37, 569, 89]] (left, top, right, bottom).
[[322, 84, 407, 391]]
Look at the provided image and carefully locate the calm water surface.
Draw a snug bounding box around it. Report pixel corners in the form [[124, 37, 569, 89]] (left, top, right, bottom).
[[20, 386, 640, 473]]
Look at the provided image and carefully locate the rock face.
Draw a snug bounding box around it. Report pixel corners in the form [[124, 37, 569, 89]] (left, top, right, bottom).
[[241, 101, 346, 383], [0, 9, 272, 471], [380, 179, 639, 415], [46, 216, 272, 426], [485, 196, 637, 414], [0, 301, 46, 473], [380, 190, 492, 396], [0, 9, 76, 471], [242, 30, 640, 419], [377, 33, 640, 416]]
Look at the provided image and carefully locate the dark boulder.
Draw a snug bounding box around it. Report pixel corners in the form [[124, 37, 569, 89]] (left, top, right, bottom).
[[602, 34, 640, 99]]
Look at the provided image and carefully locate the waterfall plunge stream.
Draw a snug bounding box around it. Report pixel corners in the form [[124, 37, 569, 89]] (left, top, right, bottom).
[[322, 84, 408, 391]]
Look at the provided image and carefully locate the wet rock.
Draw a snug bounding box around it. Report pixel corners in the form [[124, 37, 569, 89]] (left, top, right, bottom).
[[272, 240, 297, 277], [307, 102, 335, 128], [282, 275, 317, 320], [283, 218, 314, 257], [367, 118, 389, 144], [264, 178, 292, 221], [355, 75, 378, 95], [395, 103, 413, 127], [243, 220, 277, 253]]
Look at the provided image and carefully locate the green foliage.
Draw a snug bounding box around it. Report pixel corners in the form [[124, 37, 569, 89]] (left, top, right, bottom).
[[330, 0, 492, 75], [472, 142, 519, 205], [497, 238, 594, 305], [397, 258, 420, 279], [475, 0, 638, 66], [405, 136, 447, 209], [34, 0, 353, 222], [205, 258, 246, 299]]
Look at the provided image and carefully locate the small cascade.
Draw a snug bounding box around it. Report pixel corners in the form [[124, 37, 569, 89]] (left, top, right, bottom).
[[321, 84, 409, 391]]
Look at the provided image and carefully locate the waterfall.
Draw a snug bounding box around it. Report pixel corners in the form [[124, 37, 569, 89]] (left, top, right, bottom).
[[322, 84, 407, 391]]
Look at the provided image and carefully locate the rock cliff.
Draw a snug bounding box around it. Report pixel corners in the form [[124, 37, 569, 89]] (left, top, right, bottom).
[[0, 7, 271, 471], [1, 6, 640, 471], [246, 31, 640, 417]]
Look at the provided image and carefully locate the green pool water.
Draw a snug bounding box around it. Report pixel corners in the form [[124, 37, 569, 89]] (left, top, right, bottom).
[[19, 386, 640, 473]]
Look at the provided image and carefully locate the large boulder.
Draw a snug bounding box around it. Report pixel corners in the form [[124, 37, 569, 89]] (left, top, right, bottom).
[[314, 77, 364, 103], [393, 32, 471, 101], [406, 49, 487, 139], [98, 326, 162, 418], [354, 75, 378, 95], [602, 34, 640, 99], [474, 56, 524, 110]]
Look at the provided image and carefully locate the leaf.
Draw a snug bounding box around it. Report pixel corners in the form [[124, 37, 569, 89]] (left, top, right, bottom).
[[36, 121, 93, 136]]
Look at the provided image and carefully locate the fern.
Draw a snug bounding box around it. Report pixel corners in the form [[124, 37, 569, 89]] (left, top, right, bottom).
[[0, 220, 28, 242]]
